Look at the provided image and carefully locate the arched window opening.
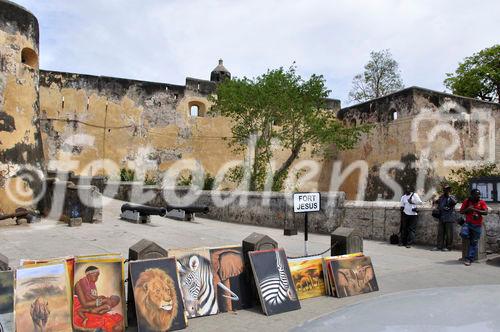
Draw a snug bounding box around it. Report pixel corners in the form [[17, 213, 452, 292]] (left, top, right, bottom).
[[190, 105, 199, 117], [188, 101, 207, 117], [21, 48, 38, 68]]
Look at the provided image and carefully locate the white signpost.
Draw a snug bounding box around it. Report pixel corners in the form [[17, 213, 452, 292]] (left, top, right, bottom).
[[293, 192, 320, 255]]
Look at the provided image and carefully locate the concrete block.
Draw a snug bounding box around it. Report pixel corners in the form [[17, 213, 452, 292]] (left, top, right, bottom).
[[331, 227, 363, 256], [120, 211, 150, 224], [128, 239, 168, 326], [164, 209, 186, 220], [69, 217, 82, 227]]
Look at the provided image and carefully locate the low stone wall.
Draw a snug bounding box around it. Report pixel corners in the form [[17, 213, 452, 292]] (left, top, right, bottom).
[[107, 182, 500, 252]]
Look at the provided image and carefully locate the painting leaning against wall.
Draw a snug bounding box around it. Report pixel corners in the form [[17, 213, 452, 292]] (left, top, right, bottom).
[[15, 262, 73, 332], [0, 271, 14, 332], [209, 245, 253, 312], [249, 248, 300, 316], [168, 247, 219, 318], [288, 256, 326, 300], [73, 255, 125, 332], [129, 257, 188, 332], [330, 255, 379, 298]]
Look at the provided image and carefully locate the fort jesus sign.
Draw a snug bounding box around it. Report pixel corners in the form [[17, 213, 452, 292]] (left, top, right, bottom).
[[293, 192, 321, 213], [293, 193, 321, 255]]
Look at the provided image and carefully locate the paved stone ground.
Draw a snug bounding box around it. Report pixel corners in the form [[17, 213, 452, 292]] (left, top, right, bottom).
[[1, 197, 499, 331]]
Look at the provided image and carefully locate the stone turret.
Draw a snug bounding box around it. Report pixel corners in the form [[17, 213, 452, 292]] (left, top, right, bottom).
[[0, 0, 45, 213], [210, 59, 231, 83]]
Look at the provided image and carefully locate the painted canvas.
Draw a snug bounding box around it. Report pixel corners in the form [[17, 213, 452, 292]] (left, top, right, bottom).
[[15, 262, 72, 332], [73, 256, 125, 331], [209, 246, 253, 312], [323, 253, 364, 296], [288, 256, 326, 300], [129, 258, 188, 331], [330, 255, 379, 298], [168, 247, 218, 318], [249, 248, 300, 316], [21, 256, 76, 287], [0, 271, 14, 332]]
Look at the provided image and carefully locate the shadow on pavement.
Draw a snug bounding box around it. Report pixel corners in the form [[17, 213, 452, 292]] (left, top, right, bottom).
[[486, 256, 500, 267]]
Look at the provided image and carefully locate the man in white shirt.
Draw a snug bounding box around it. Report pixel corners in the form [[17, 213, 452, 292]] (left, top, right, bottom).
[[400, 186, 423, 248]]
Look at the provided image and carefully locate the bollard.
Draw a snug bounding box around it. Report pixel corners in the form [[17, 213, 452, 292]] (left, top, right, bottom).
[[127, 239, 168, 327], [331, 227, 363, 256], [242, 233, 278, 305]]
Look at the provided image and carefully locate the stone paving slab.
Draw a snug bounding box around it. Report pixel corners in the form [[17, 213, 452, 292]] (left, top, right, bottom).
[[0, 197, 499, 331]]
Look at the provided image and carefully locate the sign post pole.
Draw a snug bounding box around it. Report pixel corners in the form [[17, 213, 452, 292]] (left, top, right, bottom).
[[293, 192, 320, 257], [304, 212, 309, 255]]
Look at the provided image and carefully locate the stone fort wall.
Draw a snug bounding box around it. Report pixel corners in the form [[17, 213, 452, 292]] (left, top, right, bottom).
[[321, 87, 500, 200], [111, 184, 500, 253]]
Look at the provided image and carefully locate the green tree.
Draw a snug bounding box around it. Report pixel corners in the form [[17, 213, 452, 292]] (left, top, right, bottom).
[[209, 65, 370, 191], [443, 163, 500, 201], [348, 49, 404, 103], [444, 44, 500, 102]]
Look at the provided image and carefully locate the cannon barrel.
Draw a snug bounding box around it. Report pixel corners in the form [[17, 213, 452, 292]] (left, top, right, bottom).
[[166, 205, 209, 214], [121, 203, 167, 216]]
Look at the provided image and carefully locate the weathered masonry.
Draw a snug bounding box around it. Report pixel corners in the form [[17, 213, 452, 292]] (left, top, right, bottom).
[[322, 87, 500, 200], [0, 0, 45, 213], [1, 0, 499, 215]]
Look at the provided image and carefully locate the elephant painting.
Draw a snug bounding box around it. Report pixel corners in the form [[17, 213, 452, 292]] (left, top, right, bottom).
[[210, 246, 252, 312], [330, 256, 378, 298]]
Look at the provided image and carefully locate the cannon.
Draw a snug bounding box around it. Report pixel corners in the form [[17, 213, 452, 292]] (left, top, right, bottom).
[[120, 203, 209, 223], [121, 203, 167, 216], [0, 208, 40, 225], [120, 203, 166, 224]]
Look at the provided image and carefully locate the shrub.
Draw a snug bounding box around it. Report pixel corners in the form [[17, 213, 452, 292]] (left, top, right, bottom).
[[120, 168, 135, 182], [177, 173, 193, 186], [203, 173, 215, 190], [443, 163, 500, 201]]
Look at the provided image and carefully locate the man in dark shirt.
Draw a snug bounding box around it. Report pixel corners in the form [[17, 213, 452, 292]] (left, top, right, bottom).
[[460, 189, 488, 266], [431, 185, 457, 251]]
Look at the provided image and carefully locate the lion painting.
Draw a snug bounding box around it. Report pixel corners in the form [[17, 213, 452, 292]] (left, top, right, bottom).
[[134, 268, 178, 331]]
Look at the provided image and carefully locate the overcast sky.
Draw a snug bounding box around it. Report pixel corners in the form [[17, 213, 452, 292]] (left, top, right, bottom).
[[12, 0, 500, 106]]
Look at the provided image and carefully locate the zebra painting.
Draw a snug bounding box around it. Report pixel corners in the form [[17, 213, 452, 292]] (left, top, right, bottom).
[[249, 248, 300, 316], [176, 252, 219, 318]]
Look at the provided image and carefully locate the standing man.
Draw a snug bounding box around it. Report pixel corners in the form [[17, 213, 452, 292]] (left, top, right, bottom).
[[400, 186, 423, 248], [460, 189, 488, 266], [432, 184, 457, 251]]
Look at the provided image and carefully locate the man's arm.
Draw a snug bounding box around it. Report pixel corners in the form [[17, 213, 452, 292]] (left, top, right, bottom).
[[412, 193, 423, 205], [475, 201, 488, 215], [459, 200, 469, 214]]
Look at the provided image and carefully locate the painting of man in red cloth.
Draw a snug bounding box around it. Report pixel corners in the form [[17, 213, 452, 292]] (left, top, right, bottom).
[[73, 266, 124, 332]]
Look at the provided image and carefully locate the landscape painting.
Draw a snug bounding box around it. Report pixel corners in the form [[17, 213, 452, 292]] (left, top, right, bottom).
[[249, 248, 300, 316], [0, 271, 14, 332], [168, 247, 218, 318], [288, 256, 326, 300], [21, 256, 76, 287], [73, 256, 125, 331], [330, 255, 379, 298], [129, 257, 188, 331], [15, 262, 72, 332]]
